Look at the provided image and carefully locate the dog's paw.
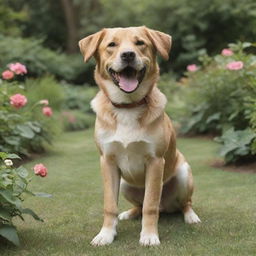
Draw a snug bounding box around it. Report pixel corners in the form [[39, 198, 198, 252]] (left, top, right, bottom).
[[184, 209, 201, 224], [90, 227, 116, 246], [139, 233, 160, 246], [118, 210, 131, 220]]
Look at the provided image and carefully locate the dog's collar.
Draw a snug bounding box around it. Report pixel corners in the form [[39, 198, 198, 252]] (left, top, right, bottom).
[[111, 97, 147, 109]]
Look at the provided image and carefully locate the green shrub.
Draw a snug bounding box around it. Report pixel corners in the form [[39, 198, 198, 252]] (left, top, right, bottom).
[[179, 42, 256, 163], [0, 35, 93, 83], [61, 110, 95, 131], [0, 152, 50, 246], [0, 66, 59, 156]]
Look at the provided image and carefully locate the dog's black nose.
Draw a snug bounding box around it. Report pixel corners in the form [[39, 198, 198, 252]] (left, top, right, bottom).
[[121, 51, 135, 62]]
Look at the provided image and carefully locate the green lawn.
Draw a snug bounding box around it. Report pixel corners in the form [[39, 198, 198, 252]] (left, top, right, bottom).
[[1, 130, 256, 256]]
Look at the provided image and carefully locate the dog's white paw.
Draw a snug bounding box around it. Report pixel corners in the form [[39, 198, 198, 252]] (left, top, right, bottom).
[[118, 210, 131, 220], [184, 209, 201, 224], [139, 233, 160, 246], [90, 227, 116, 246]]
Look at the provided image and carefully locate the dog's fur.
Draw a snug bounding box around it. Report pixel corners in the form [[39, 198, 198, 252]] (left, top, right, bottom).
[[79, 26, 200, 246]]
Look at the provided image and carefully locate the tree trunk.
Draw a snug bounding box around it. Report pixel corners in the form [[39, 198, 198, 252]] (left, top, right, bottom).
[[60, 0, 79, 54]]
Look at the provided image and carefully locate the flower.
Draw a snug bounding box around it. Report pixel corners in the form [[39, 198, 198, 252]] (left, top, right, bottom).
[[187, 64, 198, 72], [2, 70, 14, 80], [4, 159, 13, 167], [42, 106, 53, 117], [8, 62, 27, 75], [33, 163, 48, 177], [221, 48, 233, 56], [226, 61, 244, 70], [10, 94, 28, 109], [39, 99, 49, 105]]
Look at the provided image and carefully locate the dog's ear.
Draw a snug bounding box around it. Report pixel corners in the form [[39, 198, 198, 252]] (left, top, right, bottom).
[[78, 30, 105, 63], [144, 27, 172, 60]]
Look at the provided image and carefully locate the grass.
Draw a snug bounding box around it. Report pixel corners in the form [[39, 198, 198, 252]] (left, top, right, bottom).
[[1, 130, 256, 256]]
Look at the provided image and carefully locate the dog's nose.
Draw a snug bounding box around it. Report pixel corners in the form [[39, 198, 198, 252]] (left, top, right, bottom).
[[121, 51, 135, 62]]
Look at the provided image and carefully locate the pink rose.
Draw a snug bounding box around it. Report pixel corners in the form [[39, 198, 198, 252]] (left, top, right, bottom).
[[42, 106, 53, 117], [8, 62, 27, 75], [226, 61, 244, 70], [39, 99, 49, 105], [187, 64, 198, 72], [10, 94, 27, 109], [221, 48, 233, 56], [2, 70, 14, 80], [33, 163, 48, 177]]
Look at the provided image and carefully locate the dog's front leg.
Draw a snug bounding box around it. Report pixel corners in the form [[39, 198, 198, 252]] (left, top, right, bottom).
[[140, 157, 164, 246], [91, 155, 120, 246]]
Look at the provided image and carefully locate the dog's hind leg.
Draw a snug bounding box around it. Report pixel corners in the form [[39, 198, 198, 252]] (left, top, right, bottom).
[[118, 179, 144, 220]]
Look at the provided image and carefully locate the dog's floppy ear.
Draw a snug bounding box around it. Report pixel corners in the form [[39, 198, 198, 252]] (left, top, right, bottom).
[[144, 27, 172, 60], [78, 30, 105, 63]]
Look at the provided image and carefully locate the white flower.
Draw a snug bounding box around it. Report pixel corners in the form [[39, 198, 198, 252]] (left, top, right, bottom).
[[4, 159, 13, 167], [39, 99, 49, 105]]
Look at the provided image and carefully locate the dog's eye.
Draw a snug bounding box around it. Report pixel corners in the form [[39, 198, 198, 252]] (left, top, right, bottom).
[[135, 40, 145, 46], [108, 42, 116, 47]]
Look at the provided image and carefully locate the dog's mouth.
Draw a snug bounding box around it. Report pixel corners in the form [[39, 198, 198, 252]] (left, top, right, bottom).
[[108, 66, 146, 93]]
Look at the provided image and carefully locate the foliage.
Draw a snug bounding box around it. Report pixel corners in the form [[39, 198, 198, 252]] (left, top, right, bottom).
[[0, 67, 58, 156], [0, 35, 92, 84], [179, 42, 256, 163], [0, 152, 50, 246], [61, 84, 97, 131]]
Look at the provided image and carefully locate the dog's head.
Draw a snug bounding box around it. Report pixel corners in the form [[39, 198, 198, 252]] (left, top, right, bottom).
[[79, 26, 171, 102]]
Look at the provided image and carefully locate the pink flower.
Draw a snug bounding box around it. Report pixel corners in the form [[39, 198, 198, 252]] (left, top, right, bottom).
[[226, 61, 244, 70], [42, 106, 53, 117], [10, 94, 27, 109], [33, 163, 48, 177], [2, 70, 14, 80], [221, 48, 233, 56], [187, 64, 198, 72], [8, 62, 27, 75], [39, 99, 49, 105]]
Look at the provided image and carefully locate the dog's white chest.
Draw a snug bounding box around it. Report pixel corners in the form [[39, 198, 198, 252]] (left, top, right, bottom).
[[97, 108, 155, 185]]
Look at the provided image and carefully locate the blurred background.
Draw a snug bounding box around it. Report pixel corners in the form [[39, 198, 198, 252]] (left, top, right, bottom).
[[1, 0, 256, 83]]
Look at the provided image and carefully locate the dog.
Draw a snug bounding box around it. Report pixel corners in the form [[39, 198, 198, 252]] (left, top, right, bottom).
[[79, 26, 201, 247]]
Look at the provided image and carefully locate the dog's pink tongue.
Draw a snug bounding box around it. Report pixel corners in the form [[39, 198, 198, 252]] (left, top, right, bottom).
[[119, 75, 138, 92]]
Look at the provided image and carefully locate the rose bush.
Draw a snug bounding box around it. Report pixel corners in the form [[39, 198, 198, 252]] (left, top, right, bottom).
[[0, 152, 50, 246], [0, 63, 57, 156], [179, 42, 256, 163]]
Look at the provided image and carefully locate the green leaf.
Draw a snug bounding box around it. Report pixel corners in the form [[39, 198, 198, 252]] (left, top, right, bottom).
[[21, 208, 43, 222], [206, 112, 221, 124], [27, 122, 41, 133], [0, 224, 20, 246], [16, 166, 28, 178], [0, 207, 11, 222], [16, 124, 35, 139], [0, 189, 21, 207], [0, 152, 8, 160], [6, 154, 21, 160]]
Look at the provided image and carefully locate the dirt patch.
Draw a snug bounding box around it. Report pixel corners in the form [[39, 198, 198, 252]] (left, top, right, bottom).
[[211, 159, 256, 174]]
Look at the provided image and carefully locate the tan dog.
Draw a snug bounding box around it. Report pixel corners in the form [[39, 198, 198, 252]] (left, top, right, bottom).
[[79, 26, 201, 247]]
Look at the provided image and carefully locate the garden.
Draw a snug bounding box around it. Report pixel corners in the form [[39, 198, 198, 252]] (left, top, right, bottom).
[[0, 0, 256, 255]]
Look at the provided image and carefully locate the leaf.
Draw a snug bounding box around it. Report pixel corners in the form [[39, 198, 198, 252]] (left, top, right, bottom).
[[16, 124, 35, 139], [16, 166, 28, 178], [6, 154, 21, 160], [0, 189, 21, 207], [27, 122, 41, 133], [21, 208, 43, 222], [0, 152, 8, 160], [0, 224, 20, 246], [206, 112, 221, 124], [34, 192, 52, 198], [0, 207, 11, 222]]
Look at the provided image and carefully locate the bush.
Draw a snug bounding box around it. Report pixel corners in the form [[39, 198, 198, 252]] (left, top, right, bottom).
[[179, 42, 256, 163], [0, 64, 58, 156], [0, 35, 93, 84], [61, 84, 97, 131], [0, 152, 50, 246]]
